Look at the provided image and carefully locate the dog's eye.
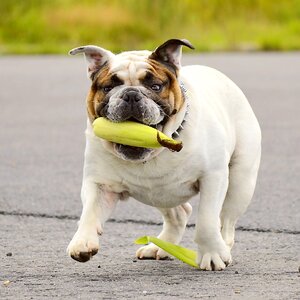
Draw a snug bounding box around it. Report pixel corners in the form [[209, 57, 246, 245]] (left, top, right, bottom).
[[151, 84, 162, 92], [103, 86, 113, 93]]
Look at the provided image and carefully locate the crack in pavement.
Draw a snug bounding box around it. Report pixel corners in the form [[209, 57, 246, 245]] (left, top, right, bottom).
[[0, 210, 299, 235]]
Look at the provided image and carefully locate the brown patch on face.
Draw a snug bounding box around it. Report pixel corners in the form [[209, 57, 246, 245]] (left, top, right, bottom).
[[86, 87, 98, 123], [145, 59, 184, 115], [86, 65, 122, 123]]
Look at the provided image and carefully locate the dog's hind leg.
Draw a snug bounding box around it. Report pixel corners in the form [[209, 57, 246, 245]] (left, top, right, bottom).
[[136, 203, 192, 260], [67, 181, 119, 262], [220, 152, 261, 249]]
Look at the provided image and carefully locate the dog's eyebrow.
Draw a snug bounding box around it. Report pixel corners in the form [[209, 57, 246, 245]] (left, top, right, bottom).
[[144, 71, 154, 81], [141, 71, 163, 86], [96, 73, 124, 89], [111, 74, 124, 85]]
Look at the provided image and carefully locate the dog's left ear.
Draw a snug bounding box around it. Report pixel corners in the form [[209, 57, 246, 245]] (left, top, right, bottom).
[[149, 39, 194, 73], [69, 45, 115, 80]]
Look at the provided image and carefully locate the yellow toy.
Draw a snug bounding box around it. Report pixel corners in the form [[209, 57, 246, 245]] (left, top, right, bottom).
[[92, 117, 183, 152], [135, 236, 198, 268]]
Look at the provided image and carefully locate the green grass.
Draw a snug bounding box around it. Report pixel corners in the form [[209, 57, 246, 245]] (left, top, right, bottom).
[[1, 0, 300, 54]]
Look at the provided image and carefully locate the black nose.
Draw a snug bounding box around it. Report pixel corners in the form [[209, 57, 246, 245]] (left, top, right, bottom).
[[122, 90, 142, 103]]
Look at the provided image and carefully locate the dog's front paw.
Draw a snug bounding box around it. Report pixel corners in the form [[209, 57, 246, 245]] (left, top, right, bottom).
[[67, 230, 99, 263], [136, 244, 170, 260], [196, 241, 232, 271]]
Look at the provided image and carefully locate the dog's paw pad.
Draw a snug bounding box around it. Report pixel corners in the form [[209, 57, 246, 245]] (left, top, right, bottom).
[[67, 236, 99, 263], [70, 248, 98, 263], [197, 251, 232, 271], [136, 244, 170, 260]]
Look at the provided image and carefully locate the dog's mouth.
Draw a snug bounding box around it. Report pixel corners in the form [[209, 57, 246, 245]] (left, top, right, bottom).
[[112, 117, 164, 161], [114, 143, 153, 160], [125, 117, 164, 130]]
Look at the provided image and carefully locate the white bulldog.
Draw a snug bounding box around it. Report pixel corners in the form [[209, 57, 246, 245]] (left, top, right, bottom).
[[67, 39, 261, 271]]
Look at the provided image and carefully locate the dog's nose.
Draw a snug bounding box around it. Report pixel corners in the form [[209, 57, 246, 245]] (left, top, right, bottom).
[[122, 90, 142, 103]]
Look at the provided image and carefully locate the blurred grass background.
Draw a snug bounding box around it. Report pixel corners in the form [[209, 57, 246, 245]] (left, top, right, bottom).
[[0, 0, 300, 54]]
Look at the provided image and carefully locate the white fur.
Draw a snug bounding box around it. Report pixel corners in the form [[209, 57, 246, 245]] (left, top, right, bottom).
[[67, 57, 261, 270]]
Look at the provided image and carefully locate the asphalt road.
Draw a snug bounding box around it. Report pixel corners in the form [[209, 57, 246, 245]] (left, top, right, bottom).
[[0, 53, 299, 299]]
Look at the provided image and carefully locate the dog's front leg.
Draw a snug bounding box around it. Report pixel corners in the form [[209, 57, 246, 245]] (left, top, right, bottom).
[[67, 181, 119, 262], [195, 169, 232, 271]]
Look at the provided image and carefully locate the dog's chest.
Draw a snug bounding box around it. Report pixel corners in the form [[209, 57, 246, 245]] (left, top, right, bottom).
[[127, 179, 198, 207], [120, 157, 200, 207]]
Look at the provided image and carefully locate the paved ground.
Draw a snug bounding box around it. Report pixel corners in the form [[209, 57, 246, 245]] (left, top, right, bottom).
[[0, 53, 299, 299]]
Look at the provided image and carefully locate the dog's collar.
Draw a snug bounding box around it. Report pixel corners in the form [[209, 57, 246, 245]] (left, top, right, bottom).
[[171, 82, 189, 139]]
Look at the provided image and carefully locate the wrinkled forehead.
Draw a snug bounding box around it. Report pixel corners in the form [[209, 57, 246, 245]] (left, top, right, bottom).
[[109, 50, 153, 84]]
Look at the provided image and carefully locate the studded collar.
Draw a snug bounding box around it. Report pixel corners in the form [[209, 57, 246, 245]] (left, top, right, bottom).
[[171, 82, 189, 139]]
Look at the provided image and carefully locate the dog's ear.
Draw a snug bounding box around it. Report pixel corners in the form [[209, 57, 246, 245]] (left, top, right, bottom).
[[69, 45, 115, 80], [149, 39, 194, 73]]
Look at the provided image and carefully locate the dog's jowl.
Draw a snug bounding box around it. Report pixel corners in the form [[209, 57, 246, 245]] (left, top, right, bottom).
[[67, 39, 261, 271]]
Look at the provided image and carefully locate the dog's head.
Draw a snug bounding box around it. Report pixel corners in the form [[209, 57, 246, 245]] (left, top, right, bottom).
[[70, 39, 194, 162]]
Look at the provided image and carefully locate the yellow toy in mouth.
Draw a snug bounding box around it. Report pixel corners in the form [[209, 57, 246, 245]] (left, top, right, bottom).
[[135, 236, 198, 268], [92, 117, 183, 152]]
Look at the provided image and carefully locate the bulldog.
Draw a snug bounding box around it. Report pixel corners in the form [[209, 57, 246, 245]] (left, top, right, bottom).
[[67, 39, 261, 271]]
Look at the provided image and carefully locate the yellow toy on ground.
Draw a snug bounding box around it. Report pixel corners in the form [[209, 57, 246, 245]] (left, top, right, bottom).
[[135, 236, 198, 268]]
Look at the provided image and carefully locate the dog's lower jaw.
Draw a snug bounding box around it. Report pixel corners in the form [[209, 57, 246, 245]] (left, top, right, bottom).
[[113, 143, 154, 162], [99, 138, 159, 163], [112, 143, 167, 163]]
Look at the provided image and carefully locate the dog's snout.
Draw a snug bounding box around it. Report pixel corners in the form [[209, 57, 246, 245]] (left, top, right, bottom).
[[122, 90, 142, 103]]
